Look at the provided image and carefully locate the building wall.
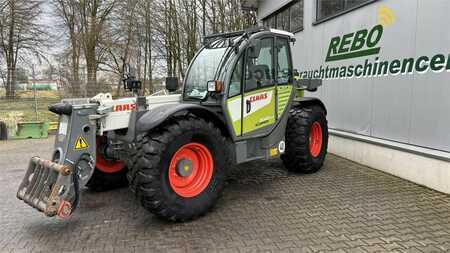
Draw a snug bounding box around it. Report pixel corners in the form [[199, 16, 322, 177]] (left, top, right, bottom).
[[257, 0, 450, 154]]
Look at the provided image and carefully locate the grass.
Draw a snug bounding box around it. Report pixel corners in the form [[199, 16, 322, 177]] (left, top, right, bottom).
[[0, 90, 61, 123]]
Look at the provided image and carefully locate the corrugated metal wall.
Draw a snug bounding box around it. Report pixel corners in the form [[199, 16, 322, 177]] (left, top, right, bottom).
[[258, 0, 450, 152]]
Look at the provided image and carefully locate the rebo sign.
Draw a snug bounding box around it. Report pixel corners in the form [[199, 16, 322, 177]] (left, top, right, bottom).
[[326, 25, 383, 62]]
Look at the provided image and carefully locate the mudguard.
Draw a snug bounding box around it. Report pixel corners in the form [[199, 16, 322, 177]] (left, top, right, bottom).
[[136, 103, 228, 134], [293, 97, 327, 115]]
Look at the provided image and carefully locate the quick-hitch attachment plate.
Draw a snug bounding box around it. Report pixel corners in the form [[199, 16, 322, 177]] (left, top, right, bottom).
[[17, 157, 74, 218]]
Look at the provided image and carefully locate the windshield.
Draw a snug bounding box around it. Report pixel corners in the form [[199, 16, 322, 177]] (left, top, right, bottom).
[[184, 47, 228, 99]]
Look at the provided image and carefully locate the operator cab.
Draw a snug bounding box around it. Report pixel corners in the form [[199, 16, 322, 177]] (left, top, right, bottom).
[[170, 27, 296, 139]]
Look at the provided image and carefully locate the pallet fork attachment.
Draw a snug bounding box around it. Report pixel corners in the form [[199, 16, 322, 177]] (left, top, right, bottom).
[[17, 157, 74, 218]]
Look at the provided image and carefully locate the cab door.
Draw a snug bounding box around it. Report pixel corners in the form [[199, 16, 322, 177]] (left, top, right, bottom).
[[226, 54, 244, 137], [275, 37, 294, 118], [241, 37, 277, 135]]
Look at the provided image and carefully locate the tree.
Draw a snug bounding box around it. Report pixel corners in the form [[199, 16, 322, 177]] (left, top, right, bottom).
[[42, 64, 56, 80], [0, 55, 6, 89], [0, 0, 49, 98], [53, 0, 82, 96], [45, 0, 256, 98], [77, 0, 117, 96], [15, 67, 28, 83], [138, 0, 154, 94], [100, 0, 139, 96]]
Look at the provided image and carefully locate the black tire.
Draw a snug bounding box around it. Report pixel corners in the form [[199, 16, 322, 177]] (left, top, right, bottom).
[[86, 168, 128, 192], [0, 121, 7, 140], [282, 105, 328, 173], [86, 137, 128, 192], [127, 116, 227, 222]]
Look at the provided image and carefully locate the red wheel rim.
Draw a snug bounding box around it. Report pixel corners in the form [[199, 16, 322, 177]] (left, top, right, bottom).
[[309, 122, 323, 158], [95, 137, 125, 173], [168, 143, 213, 198]]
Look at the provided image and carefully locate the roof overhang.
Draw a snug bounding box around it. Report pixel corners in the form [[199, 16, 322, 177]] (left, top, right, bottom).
[[241, 0, 259, 11]]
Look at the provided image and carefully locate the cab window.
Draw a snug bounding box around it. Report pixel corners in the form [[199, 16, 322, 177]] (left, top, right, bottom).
[[276, 38, 292, 84], [244, 38, 274, 92], [229, 55, 243, 97]]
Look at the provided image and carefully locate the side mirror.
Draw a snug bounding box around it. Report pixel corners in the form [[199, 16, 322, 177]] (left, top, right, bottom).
[[123, 64, 137, 80], [207, 80, 223, 93], [247, 45, 260, 59], [293, 69, 300, 79], [165, 77, 179, 92], [123, 63, 131, 79], [124, 79, 142, 92], [247, 40, 260, 59]]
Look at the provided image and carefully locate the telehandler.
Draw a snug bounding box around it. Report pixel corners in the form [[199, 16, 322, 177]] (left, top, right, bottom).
[[17, 27, 328, 221]]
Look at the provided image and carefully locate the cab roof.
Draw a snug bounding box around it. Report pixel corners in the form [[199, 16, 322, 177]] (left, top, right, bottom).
[[268, 28, 295, 39], [203, 27, 295, 48]]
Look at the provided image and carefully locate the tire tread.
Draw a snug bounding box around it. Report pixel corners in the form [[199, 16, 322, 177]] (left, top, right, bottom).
[[282, 105, 328, 173], [127, 115, 227, 221]]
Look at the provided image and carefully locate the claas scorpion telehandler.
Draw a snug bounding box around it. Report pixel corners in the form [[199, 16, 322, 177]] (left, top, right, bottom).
[[17, 28, 328, 221]]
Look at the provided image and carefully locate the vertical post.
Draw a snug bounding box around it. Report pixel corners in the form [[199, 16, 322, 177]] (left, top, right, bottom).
[[32, 64, 38, 121]]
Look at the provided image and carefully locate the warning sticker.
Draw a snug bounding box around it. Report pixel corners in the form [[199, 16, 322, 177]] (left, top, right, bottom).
[[74, 136, 89, 150]]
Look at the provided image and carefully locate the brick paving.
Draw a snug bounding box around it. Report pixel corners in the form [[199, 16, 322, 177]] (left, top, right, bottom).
[[0, 137, 449, 253]]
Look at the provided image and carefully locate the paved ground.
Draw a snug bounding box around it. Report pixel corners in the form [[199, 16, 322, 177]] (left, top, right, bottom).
[[0, 137, 449, 253]]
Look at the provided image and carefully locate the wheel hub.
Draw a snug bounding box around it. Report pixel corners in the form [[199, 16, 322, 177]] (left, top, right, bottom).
[[95, 137, 125, 173], [176, 159, 193, 177], [309, 121, 323, 158], [168, 143, 214, 198]]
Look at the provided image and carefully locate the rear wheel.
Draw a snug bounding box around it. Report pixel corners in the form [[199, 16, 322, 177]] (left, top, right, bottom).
[[86, 137, 128, 191], [127, 116, 227, 221], [282, 105, 328, 173]]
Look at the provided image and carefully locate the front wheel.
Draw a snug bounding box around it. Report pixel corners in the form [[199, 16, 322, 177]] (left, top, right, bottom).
[[127, 116, 227, 221], [86, 137, 128, 191], [282, 105, 328, 173]]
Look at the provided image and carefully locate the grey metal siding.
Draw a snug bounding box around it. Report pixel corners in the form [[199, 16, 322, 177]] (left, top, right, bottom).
[[257, 0, 450, 152]]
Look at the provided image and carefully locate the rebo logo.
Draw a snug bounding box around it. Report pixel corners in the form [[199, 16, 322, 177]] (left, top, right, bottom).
[[326, 24, 384, 62]]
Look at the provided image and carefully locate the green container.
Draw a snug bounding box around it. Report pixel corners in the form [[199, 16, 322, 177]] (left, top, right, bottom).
[[10, 121, 49, 139]]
